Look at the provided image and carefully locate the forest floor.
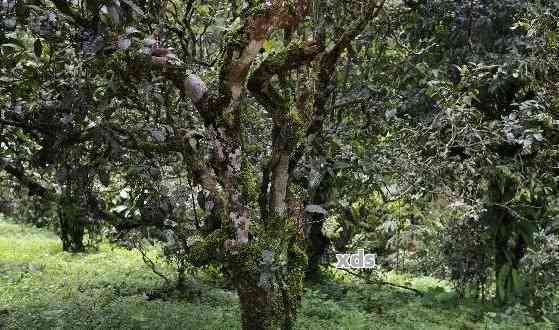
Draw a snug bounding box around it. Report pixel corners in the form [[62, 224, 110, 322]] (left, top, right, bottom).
[[0, 219, 553, 329]]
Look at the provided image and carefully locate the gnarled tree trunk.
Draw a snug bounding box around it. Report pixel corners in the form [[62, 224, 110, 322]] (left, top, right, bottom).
[[233, 235, 307, 330], [144, 2, 385, 329]]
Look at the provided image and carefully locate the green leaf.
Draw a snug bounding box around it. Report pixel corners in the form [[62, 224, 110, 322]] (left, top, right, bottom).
[[112, 205, 128, 213], [196, 4, 210, 16], [263, 40, 274, 52], [119, 189, 130, 199]]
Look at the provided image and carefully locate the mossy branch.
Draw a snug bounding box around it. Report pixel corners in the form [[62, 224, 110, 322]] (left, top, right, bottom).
[[290, 0, 386, 173], [248, 41, 323, 115], [248, 41, 322, 217]]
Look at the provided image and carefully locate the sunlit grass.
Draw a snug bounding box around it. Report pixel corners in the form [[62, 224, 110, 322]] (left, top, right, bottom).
[[0, 220, 240, 329], [0, 219, 555, 329]]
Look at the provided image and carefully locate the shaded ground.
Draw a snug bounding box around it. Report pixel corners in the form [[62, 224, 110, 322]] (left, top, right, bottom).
[[0, 219, 553, 329]]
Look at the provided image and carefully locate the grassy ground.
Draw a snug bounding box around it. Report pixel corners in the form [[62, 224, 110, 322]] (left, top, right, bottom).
[[0, 219, 554, 329]]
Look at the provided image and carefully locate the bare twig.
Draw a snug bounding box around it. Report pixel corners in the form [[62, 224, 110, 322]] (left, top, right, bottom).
[[133, 240, 171, 286]]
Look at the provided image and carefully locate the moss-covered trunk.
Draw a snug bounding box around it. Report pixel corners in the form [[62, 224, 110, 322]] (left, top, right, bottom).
[[233, 226, 307, 330], [236, 262, 305, 330]]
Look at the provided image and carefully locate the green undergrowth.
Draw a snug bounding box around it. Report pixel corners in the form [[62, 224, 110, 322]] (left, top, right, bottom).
[[0, 219, 555, 329], [0, 220, 239, 329]]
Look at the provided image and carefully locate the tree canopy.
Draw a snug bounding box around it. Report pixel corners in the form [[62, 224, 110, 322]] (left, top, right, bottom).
[[1, 0, 559, 329]]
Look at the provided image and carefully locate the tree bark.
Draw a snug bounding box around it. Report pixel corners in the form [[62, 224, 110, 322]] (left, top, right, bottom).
[[238, 285, 274, 330], [486, 170, 526, 303], [58, 206, 85, 252], [305, 214, 329, 280], [234, 237, 307, 330]]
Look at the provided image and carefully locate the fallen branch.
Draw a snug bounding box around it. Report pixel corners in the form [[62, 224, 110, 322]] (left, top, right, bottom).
[[339, 268, 424, 296]]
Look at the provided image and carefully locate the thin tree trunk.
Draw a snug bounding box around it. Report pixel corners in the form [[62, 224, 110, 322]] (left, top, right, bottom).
[[59, 207, 85, 252], [305, 213, 329, 280]]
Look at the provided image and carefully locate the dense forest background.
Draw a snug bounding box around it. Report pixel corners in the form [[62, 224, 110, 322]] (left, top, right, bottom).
[[1, 0, 558, 329]]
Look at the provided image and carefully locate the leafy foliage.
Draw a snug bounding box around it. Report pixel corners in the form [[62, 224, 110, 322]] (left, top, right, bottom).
[[1, 0, 559, 327]]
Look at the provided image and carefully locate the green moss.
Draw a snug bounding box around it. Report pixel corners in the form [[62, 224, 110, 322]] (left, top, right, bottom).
[[189, 229, 228, 267], [287, 242, 307, 271], [240, 156, 259, 204], [226, 242, 262, 287], [288, 109, 303, 127], [274, 240, 307, 329], [288, 110, 306, 144]]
